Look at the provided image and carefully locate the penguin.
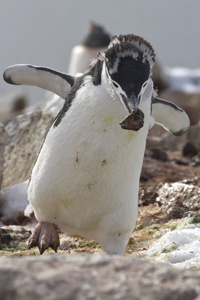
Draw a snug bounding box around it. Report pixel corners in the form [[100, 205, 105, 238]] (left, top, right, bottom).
[[3, 34, 190, 255], [68, 21, 111, 75]]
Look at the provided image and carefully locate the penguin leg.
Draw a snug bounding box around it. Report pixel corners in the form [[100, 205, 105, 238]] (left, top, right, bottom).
[[28, 222, 60, 254]]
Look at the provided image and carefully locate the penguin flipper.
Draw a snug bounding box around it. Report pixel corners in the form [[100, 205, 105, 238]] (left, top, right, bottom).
[[152, 97, 190, 136], [3, 64, 75, 99]]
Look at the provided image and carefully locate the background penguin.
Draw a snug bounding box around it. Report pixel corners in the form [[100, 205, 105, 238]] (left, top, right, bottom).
[[68, 21, 111, 75], [3, 34, 190, 255]]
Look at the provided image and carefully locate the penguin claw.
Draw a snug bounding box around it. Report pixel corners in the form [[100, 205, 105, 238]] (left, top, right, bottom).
[[28, 222, 60, 254], [38, 242, 48, 255], [28, 222, 43, 249]]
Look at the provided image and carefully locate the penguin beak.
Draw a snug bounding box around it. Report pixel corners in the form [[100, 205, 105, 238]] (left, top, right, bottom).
[[120, 92, 141, 113]]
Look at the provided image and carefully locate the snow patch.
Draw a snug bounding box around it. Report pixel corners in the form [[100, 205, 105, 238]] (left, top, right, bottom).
[[0, 180, 28, 224], [165, 67, 200, 93], [147, 228, 200, 269]]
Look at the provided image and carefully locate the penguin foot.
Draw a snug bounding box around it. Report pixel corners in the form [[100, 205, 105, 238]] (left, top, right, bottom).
[[28, 221, 60, 254]]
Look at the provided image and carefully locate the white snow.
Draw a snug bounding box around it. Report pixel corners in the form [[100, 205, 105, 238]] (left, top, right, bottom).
[[0, 180, 29, 224], [147, 227, 200, 269], [165, 67, 200, 93]]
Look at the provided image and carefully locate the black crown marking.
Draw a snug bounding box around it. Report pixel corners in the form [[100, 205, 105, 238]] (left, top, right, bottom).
[[105, 34, 155, 74]]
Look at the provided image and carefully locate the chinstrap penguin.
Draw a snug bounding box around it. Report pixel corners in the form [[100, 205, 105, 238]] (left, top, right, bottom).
[[3, 34, 190, 255], [68, 21, 111, 75]]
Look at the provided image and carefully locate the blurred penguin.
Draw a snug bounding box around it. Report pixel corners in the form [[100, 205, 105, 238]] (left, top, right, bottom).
[[68, 21, 111, 75]]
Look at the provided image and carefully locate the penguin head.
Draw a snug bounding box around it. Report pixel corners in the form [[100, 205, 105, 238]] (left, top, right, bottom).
[[81, 21, 111, 48], [99, 34, 155, 113]]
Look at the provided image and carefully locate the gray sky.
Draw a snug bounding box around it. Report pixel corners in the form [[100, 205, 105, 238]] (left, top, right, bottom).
[[1, 0, 199, 102]]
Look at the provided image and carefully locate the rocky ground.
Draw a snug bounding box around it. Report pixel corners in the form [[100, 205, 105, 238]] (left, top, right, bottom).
[[0, 90, 200, 299], [1, 254, 200, 300]]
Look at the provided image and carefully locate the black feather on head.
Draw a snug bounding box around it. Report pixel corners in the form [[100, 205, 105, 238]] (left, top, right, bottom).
[[105, 34, 155, 75]]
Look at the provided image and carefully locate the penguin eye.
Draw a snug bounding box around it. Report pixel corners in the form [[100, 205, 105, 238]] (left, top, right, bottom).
[[112, 81, 119, 88], [142, 82, 147, 88]]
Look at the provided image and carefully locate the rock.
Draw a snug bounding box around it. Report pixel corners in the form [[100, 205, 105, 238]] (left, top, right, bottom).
[[146, 148, 169, 161], [158, 133, 189, 152], [0, 225, 31, 247], [146, 131, 187, 152], [0, 92, 28, 125], [159, 90, 200, 125], [3, 110, 55, 187], [120, 109, 144, 131], [140, 178, 200, 223], [182, 142, 199, 157], [147, 123, 200, 152], [152, 59, 168, 92], [187, 123, 200, 150], [40, 93, 64, 115], [0, 123, 7, 191], [157, 181, 200, 218], [0, 181, 29, 224], [26, 93, 64, 117], [141, 155, 200, 187], [0, 254, 200, 300]]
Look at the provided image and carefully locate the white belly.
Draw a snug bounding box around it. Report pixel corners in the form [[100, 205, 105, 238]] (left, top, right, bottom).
[[28, 86, 151, 253]]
